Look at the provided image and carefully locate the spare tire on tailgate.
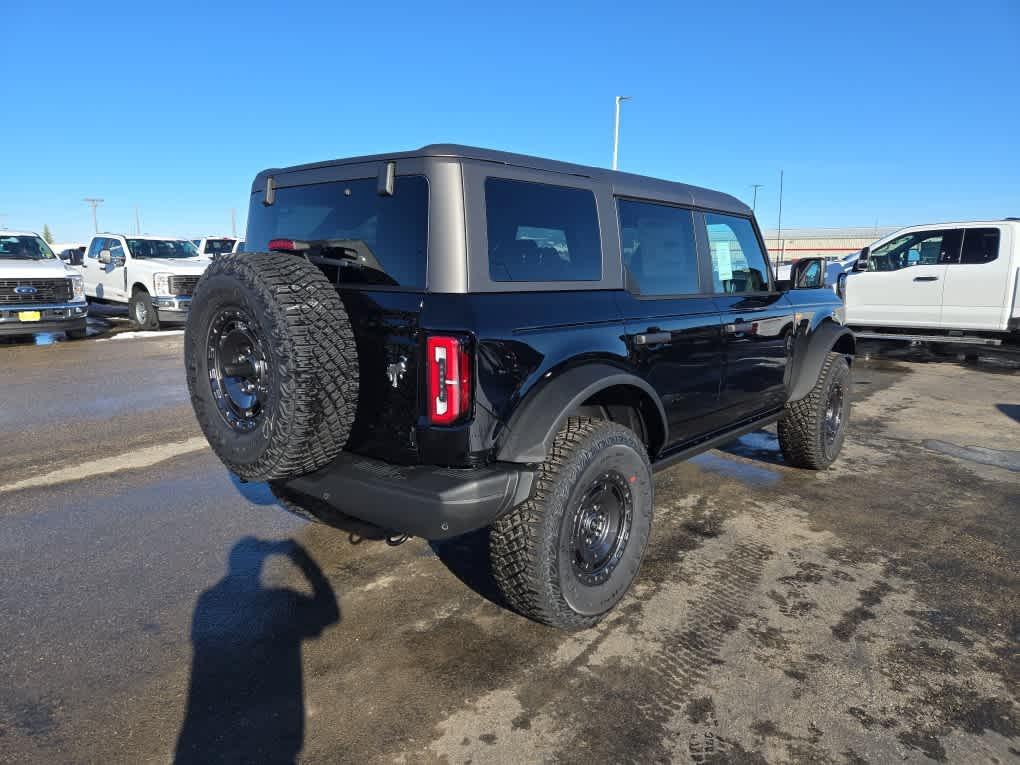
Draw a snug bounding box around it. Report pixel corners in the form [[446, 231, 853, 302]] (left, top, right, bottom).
[[185, 252, 359, 482]]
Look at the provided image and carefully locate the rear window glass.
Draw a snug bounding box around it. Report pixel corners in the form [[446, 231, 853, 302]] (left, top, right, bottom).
[[485, 178, 601, 282], [246, 176, 428, 289], [959, 228, 1000, 264]]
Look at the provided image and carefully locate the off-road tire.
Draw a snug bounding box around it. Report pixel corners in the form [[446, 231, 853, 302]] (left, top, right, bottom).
[[130, 289, 159, 330], [490, 417, 653, 631], [185, 252, 359, 482], [778, 351, 851, 469]]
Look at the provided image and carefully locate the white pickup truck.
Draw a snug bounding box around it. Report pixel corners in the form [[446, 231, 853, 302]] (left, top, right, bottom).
[[191, 236, 243, 258], [0, 231, 88, 339], [845, 220, 1020, 345], [81, 234, 211, 329]]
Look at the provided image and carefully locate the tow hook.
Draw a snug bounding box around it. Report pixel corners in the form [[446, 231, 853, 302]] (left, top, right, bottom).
[[386, 533, 410, 547]]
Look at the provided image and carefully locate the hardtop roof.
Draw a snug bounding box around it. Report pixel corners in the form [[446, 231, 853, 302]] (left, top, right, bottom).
[[252, 144, 752, 216]]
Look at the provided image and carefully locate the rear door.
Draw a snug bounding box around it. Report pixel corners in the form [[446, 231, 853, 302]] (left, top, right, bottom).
[[702, 212, 795, 422], [615, 198, 726, 448], [844, 229, 960, 327], [940, 226, 1009, 330]]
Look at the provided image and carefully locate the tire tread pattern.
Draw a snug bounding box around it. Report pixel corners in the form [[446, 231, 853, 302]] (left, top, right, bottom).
[[777, 351, 849, 470]]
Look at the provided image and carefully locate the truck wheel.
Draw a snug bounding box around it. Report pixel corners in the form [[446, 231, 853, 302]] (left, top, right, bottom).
[[130, 289, 159, 330], [490, 417, 653, 630], [778, 351, 852, 469], [185, 253, 359, 482]]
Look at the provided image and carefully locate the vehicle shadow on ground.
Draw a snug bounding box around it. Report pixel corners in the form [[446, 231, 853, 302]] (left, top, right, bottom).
[[996, 403, 1020, 424], [431, 529, 514, 611], [173, 537, 339, 765]]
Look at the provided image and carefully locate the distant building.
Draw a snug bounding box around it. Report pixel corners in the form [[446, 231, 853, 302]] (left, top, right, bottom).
[[762, 226, 901, 263]]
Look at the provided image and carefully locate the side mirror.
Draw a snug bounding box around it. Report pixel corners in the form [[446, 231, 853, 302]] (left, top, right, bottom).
[[99, 249, 112, 265], [790, 257, 825, 289], [853, 247, 870, 272]]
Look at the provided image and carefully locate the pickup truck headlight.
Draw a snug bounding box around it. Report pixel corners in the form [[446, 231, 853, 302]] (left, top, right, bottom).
[[153, 273, 172, 296], [69, 274, 84, 301]]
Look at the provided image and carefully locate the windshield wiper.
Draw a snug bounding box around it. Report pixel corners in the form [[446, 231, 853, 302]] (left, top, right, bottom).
[[268, 238, 392, 279]]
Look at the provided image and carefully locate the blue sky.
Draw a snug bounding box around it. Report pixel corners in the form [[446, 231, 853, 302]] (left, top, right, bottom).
[[3, 0, 1018, 243]]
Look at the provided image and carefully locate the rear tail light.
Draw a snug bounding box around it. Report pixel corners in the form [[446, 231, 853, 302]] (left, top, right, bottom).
[[427, 335, 471, 425], [268, 238, 310, 252]]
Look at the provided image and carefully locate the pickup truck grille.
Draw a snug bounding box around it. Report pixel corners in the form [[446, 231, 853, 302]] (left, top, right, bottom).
[[168, 275, 200, 296], [0, 278, 73, 305]]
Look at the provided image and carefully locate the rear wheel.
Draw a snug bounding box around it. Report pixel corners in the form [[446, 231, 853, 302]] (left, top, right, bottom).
[[490, 417, 653, 630], [130, 289, 159, 330], [185, 253, 359, 482], [778, 351, 852, 469]]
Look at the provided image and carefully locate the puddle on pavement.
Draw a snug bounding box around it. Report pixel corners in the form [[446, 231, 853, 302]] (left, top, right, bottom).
[[722, 430, 785, 465], [923, 439, 1020, 472], [690, 452, 782, 486]]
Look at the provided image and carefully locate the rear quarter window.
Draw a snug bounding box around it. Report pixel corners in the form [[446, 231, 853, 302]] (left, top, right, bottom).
[[485, 178, 601, 282]]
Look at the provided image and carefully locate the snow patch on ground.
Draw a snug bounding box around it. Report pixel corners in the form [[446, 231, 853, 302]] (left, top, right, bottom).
[[97, 329, 185, 342]]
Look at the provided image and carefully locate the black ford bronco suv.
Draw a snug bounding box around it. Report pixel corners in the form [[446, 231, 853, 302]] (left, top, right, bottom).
[[185, 145, 854, 630]]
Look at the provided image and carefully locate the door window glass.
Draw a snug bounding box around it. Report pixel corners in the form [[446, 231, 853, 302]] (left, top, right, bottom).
[[108, 239, 126, 262], [87, 238, 103, 259], [617, 199, 700, 295], [868, 230, 961, 271], [485, 178, 601, 282], [704, 213, 769, 293], [958, 228, 1000, 265]]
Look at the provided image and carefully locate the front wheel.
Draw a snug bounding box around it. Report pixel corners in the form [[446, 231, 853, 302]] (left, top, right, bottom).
[[490, 417, 653, 631], [778, 351, 852, 469], [129, 289, 159, 330]]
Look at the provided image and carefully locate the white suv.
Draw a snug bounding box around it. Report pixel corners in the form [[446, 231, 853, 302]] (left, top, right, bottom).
[[0, 231, 88, 339], [81, 234, 211, 329]]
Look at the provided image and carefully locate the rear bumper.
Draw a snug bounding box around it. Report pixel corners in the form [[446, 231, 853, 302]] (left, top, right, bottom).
[[278, 453, 534, 540], [0, 302, 88, 336]]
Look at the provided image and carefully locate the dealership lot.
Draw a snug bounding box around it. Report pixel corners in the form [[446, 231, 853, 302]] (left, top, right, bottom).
[[0, 333, 1016, 764]]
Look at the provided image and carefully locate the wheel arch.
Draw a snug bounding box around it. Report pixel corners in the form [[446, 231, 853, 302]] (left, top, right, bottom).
[[131, 282, 150, 295], [788, 320, 856, 402], [496, 363, 668, 464]]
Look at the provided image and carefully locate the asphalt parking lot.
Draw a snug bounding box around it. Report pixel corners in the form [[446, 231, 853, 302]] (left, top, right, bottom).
[[0, 331, 1017, 764]]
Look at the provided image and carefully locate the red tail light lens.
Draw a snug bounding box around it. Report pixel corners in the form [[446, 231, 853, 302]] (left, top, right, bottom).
[[427, 335, 471, 425]]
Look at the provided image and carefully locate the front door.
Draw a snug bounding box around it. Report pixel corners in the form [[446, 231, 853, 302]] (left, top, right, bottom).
[[940, 227, 1008, 330], [95, 238, 128, 302], [616, 199, 725, 449], [845, 229, 961, 328], [701, 212, 795, 421]]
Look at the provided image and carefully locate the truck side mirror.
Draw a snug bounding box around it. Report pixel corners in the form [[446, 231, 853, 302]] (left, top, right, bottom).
[[853, 247, 870, 272], [791, 257, 825, 289], [99, 249, 112, 265]]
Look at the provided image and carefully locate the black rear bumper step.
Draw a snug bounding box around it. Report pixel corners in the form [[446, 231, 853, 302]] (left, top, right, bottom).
[[279, 452, 534, 540]]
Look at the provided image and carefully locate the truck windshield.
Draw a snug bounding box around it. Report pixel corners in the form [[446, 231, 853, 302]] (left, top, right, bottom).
[[246, 175, 428, 289], [127, 239, 200, 259], [0, 235, 56, 261], [203, 238, 236, 255]]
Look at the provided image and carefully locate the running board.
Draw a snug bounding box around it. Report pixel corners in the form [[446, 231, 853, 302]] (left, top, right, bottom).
[[652, 410, 783, 474], [853, 331, 1002, 346]]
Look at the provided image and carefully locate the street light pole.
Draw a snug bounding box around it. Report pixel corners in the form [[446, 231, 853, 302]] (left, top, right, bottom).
[[230, 208, 237, 238], [612, 96, 632, 171], [134, 206, 141, 235], [776, 170, 785, 265], [83, 198, 104, 234], [750, 184, 764, 213]]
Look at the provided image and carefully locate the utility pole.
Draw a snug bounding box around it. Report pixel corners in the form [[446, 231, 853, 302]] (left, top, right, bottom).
[[0, 213, 7, 230], [612, 96, 632, 171], [134, 206, 141, 235], [83, 198, 104, 234], [230, 208, 237, 238], [776, 170, 785, 265], [750, 184, 764, 213]]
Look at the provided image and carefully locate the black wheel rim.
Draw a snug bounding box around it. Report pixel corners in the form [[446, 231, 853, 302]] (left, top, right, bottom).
[[570, 471, 633, 587], [206, 308, 271, 433], [824, 381, 845, 445]]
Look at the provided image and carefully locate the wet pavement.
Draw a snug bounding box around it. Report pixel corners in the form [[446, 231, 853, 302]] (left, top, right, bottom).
[[0, 334, 1017, 764]]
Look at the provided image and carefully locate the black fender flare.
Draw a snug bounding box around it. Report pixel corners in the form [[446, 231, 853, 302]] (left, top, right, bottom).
[[788, 320, 856, 402], [496, 364, 668, 464]]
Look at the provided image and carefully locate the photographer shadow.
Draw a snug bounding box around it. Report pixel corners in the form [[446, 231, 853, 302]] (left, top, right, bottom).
[[174, 537, 339, 765]]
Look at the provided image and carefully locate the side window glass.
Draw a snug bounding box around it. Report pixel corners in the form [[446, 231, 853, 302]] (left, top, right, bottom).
[[87, 238, 102, 258], [958, 228, 1000, 265], [705, 213, 769, 293], [485, 178, 601, 282], [108, 239, 125, 261], [617, 199, 700, 295], [868, 230, 961, 271]]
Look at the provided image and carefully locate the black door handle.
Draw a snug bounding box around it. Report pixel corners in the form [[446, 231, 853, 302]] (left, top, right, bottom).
[[913, 276, 939, 282], [633, 331, 671, 346]]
